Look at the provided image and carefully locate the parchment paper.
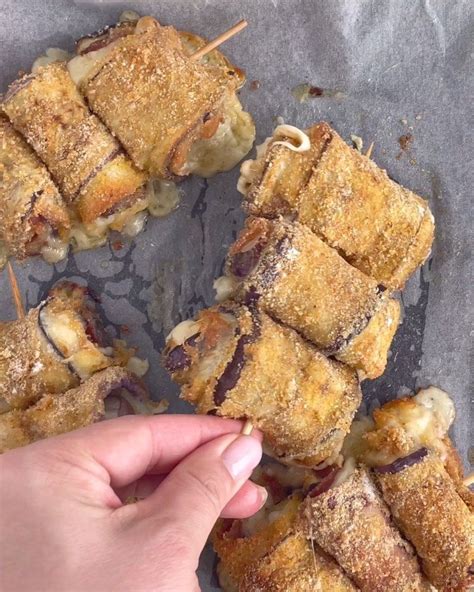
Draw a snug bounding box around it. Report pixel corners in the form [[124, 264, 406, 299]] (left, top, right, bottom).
[[0, 1, 472, 589]]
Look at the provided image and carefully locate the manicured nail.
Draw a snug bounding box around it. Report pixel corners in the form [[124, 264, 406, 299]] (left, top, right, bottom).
[[255, 484, 268, 507], [221, 435, 263, 480]]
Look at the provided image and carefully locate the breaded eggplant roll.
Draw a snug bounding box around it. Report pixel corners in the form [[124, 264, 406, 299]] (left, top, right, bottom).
[[0, 282, 129, 412], [164, 302, 361, 466], [374, 450, 474, 592], [349, 389, 474, 591], [69, 16, 255, 179], [0, 116, 70, 262], [224, 217, 400, 378], [213, 491, 356, 592], [0, 367, 146, 453], [239, 122, 434, 290], [3, 62, 146, 229], [302, 464, 431, 591]]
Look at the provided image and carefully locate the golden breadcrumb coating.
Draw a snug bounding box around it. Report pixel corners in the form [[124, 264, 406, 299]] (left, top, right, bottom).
[[79, 17, 235, 178], [0, 116, 70, 259], [243, 122, 434, 289], [0, 366, 135, 453], [166, 303, 361, 466], [301, 467, 431, 591], [213, 495, 356, 591], [227, 217, 397, 378], [3, 62, 145, 223], [0, 282, 117, 411], [375, 453, 474, 592]]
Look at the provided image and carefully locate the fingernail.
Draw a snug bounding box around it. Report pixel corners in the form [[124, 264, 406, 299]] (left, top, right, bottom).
[[255, 484, 268, 507], [221, 435, 263, 480]]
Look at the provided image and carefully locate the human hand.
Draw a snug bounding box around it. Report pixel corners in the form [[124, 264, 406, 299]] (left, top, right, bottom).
[[0, 415, 264, 592]]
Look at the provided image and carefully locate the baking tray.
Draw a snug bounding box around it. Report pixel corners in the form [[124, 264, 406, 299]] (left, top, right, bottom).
[[0, 1, 472, 588]]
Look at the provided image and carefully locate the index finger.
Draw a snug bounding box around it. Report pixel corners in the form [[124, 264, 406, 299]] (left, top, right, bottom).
[[45, 414, 259, 488]]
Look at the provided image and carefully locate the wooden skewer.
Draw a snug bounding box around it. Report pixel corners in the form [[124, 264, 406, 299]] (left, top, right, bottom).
[[365, 142, 375, 159], [241, 418, 254, 436], [7, 261, 25, 319], [190, 19, 248, 61], [463, 473, 474, 487]]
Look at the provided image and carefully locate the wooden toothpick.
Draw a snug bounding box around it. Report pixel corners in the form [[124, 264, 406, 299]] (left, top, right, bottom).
[[241, 418, 254, 436], [7, 261, 25, 319], [365, 142, 375, 159], [190, 20, 248, 61]]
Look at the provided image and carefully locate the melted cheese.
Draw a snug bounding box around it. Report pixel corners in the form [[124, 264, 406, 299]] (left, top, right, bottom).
[[346, 388, 455, 467], [236, 136, 280, 196], [122, 211, 148, 237], [166, 320, 201, 346], [414, 386, 455, 434], [332, 457, 356, 488], [42, 311, 81, 354], [31, 48, 72, 74], [213, 275, 238, 302], [341, 415, 375, 460], [237, 123, 311, 196], [185, 95, 256, 177], [40, 235, 70, 264], [146, 179, 181, 218], [126, 356, 149, 377], [68, 44, 117, 86], [118, 10, 140, 22], [272, 124, 311, 152]]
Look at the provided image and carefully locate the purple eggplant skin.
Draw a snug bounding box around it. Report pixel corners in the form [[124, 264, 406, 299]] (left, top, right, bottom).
[[213, 309, 261, 406], [230, 245, 263, 278], [307, 467, 340, 498], [374, 447, 429, 475], [213, 335, 247, 405], [165, 345, 191, 373], [164, 334, 199, 373]]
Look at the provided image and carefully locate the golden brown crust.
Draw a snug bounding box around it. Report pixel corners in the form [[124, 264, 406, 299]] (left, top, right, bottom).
[[244, 123, 331, 218], [442, 437, 474, 511], [213, 496, 355, 591], [337, 298, 401, 379], [302, 468, 431, 592], [244, 122, 434, 289], [167, 303, 361, 466], [0, 282, 116, 411], [0, 308, 77, 411], [0, 116, 70, 258], [227, 217, 394, 377], [0, 366, 134, 453], [80, 18, 232, 178], [178, 30, 246, 90], [375, 453, 474, 591], [3, 62, 145, 222], [212, 497, 302, 587], [240, 532, 358, 592]]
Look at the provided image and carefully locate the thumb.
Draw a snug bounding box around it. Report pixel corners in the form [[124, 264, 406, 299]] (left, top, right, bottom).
[[134, 433, 262, 557]]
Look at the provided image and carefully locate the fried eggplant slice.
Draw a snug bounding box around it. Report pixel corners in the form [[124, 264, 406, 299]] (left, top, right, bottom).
[[374, 451, 474, 592], [164, 302, 361, 466], [0, 367, 146, 453], [302, 465, 431, 591], [240, 122, 434, 290], [3, 62, 146, 226], [347, 389, 474, 591], [225, 217, 400, 378], [213, 494, 356, 592], [70, 16, 254, 179], [0, 282, 127, 411], [0, 116, 70, 262]]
